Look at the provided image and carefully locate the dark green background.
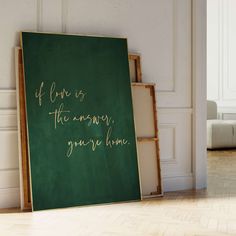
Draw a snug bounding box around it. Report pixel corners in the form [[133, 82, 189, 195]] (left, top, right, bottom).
[[21, 32, 141, 211]]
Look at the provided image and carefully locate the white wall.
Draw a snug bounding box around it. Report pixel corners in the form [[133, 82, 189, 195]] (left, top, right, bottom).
[[0, 0, 193, 208], [207, 0, 236, 120]]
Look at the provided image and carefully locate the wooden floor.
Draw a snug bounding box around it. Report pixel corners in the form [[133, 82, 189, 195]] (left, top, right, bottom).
[[1, 150, 236, 236]]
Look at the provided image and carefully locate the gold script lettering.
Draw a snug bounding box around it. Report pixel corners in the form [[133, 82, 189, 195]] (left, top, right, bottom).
[[48, 103, 70, 129], [67, 138, 102, 157], [73, 114, 113, 126], [75, 90, 86, 102], [50, 82, 71, 103], [106, 127, 129, 148], [35, 82, 45, 106]]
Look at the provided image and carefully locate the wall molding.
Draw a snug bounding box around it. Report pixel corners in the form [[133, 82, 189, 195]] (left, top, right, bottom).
[[0, 89, 16, 109], [224, 0, 236, 94], [0, 109, 17, 130], [159, 124, 177, 164], [213, 0, 236, 100], [157, 0, 192, 109], [218, 106, 236, 113], [62, 0, 68, 33], [171, 0, 176, 93], [157, 0, 177, 93], [158, 108, 193, 114], [221, 113, 236, 120], [162, 174, 193, 192], [217, 0, 222, 101], [36, 0, 68, 33], [158, 0, 191, 97], [159, 110, 192, 186], [37, 0, 43, 31]]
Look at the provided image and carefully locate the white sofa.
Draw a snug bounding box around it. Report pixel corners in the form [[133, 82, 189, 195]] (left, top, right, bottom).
[[207, 101, 236, 149]]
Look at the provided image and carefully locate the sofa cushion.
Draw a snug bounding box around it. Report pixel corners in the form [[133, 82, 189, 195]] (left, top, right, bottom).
[[207, 101, 217, 120], [207, 120, 236, 149]]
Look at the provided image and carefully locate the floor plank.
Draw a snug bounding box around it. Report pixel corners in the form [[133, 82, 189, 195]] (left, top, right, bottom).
[[0, 150, 236, 236]]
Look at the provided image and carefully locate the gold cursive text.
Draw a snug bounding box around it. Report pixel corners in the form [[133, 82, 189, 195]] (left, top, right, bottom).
[[67, 138, 102, 157], [35, 82, 45, 106], [49, 103, 70, 129]]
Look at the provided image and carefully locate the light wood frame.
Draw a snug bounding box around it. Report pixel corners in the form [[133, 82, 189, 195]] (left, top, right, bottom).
[[132, 83, 162, 196], [16, 48, 31, 210], [128, 54, 142, 82]]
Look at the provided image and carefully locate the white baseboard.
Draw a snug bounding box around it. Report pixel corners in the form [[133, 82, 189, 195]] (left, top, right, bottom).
[[162, 174, 193, 192], [0, 175, 193, 209], [0, 188, 20, 209]]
